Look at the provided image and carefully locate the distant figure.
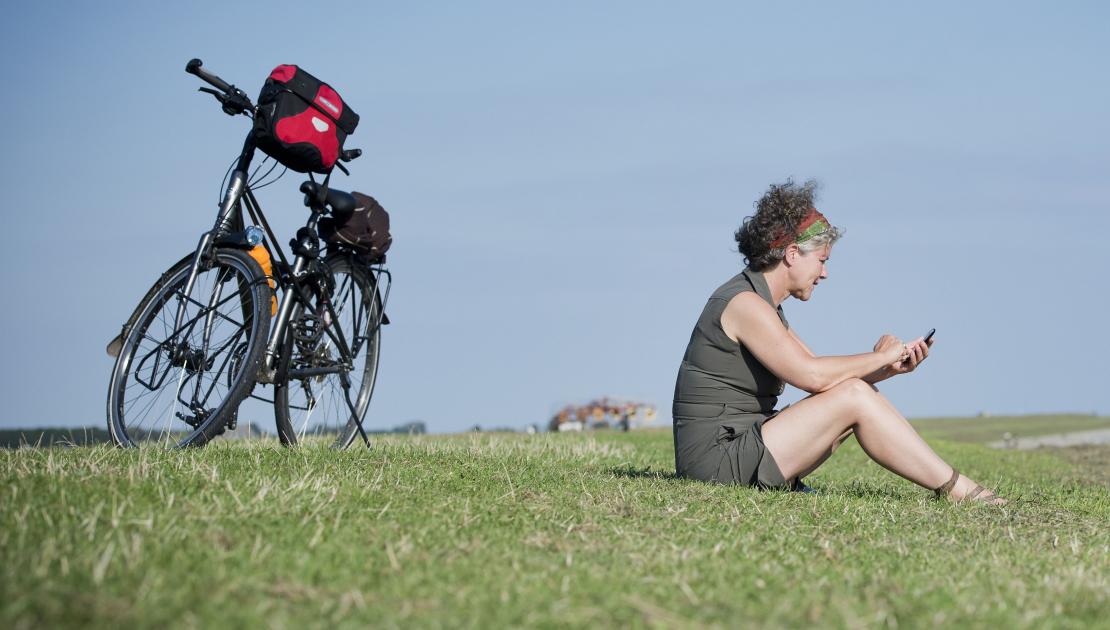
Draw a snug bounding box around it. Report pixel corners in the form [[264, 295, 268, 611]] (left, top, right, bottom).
[[672, 179, 1004, 504]]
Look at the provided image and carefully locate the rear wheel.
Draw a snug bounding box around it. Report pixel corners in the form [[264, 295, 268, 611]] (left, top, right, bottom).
[[273, 253, 382, 448], [106, 248, 271, 447]]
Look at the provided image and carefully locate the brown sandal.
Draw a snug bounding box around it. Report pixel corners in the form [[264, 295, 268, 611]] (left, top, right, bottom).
[[933, 468, 960, 499], [963, 484, 999, 503], [933, 468, 1002, 504]]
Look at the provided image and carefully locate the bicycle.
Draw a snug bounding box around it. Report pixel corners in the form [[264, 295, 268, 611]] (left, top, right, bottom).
[[105, 59, 391, 449]]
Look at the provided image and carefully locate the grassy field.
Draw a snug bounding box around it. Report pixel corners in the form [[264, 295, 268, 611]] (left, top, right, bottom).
[[909, 414, 1110, 444], [2, 429, 1108, 628]]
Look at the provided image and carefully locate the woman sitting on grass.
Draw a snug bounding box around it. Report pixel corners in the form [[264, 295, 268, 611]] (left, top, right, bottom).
[[672, 179, 1004, 504]]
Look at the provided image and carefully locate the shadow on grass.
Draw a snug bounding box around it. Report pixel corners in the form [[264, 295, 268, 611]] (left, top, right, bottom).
[[608, 466, 680, 480], [834, 484, 913, 500], [609, 468, 936, 502]]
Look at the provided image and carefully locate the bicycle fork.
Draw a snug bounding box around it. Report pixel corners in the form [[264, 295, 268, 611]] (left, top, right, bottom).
[[163, 170, 248, 418], [172, 170, 248, 334]]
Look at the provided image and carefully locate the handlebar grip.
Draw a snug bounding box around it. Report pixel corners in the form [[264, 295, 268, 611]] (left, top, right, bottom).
[[340, 148, 362, 162], [185, 58, 233, 94]]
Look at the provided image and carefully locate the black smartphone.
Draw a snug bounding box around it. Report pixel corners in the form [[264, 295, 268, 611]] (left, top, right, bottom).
[[923, 328, 936, 343]]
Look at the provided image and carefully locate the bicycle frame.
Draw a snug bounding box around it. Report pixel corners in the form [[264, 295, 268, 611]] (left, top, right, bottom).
[[109, 59, 385, 448], [170, 129, 387, 446], [241, 184, 361, 378]]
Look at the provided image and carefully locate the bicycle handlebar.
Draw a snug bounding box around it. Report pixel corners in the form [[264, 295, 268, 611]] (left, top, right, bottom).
[[186, 58, 233, 93], [186, 58, 253, 116]]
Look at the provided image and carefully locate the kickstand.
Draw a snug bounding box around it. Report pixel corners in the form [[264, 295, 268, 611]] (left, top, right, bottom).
[[338, 371, 371, 449]]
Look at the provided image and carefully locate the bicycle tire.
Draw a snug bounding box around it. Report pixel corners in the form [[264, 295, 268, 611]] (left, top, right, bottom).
[[106, 247, 272, 447], [273, 252, 382, 448]]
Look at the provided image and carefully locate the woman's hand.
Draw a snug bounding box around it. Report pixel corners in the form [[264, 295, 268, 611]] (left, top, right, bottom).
[[866, 334, 932, 382], [873, 334, 907, 365], [885, 335, 931, 376]]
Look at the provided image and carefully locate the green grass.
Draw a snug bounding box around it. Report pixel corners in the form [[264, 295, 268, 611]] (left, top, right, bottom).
[[909, 414, 1110, 444], [2, 431, 1108, 629]]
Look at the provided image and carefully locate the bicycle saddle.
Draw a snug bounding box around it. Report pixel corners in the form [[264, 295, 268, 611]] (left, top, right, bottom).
[[300, 181, 357, 217]]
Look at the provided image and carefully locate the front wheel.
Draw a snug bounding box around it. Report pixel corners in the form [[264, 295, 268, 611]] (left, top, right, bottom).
[[106, 248, 271, 447], [273, 253, 382, 449]]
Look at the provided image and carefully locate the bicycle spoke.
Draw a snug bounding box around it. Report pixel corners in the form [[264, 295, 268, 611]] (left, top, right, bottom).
[[275, 257, 381, 448], [109, 249, 269, 447]]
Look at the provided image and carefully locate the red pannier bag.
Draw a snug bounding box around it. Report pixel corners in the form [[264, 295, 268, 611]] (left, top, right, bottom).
[[253, 65, 359, 173]]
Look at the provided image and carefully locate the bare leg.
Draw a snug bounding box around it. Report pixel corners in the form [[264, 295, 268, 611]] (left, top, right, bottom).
[[762, 379, 1003, 503], [795, 428, 854, 480]]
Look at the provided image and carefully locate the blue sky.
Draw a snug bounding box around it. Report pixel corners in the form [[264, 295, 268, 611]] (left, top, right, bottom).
[[1, 1, 1106, 433]]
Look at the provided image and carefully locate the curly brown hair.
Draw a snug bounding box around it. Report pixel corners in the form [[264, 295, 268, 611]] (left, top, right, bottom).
[[735, 179, 838, 271]]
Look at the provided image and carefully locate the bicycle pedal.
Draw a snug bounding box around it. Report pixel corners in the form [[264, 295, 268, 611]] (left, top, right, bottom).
[[293, 314, 323, 343], [175, 410, 207, 429]]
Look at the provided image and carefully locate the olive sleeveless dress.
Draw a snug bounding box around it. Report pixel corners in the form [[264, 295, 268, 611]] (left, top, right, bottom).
[[672, 268, 789, 487]]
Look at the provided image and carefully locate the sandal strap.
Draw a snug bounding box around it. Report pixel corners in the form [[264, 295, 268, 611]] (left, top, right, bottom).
[[933, 468, 960, 498], [966, 485, 987, 502]]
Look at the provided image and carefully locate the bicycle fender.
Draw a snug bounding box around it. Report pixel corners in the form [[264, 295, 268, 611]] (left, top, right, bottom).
[[106, 253, 194, 357]]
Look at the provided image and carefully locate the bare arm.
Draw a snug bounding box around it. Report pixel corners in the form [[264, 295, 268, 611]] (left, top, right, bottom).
[[788, 328, 816, 358], [721, 293, 904, 393], [864, 334, 933, 383], [788, 318, 928, 385]]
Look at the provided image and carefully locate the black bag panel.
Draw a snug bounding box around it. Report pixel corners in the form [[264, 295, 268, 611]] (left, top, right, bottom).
[[319, 192, 392, 260], [263, 65, 359, 133], [252, 65, 360, 174]]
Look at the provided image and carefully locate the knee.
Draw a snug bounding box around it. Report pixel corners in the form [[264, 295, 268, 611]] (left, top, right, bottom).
[[829, 378, 874, 401], [823, 378, 882, 417]]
